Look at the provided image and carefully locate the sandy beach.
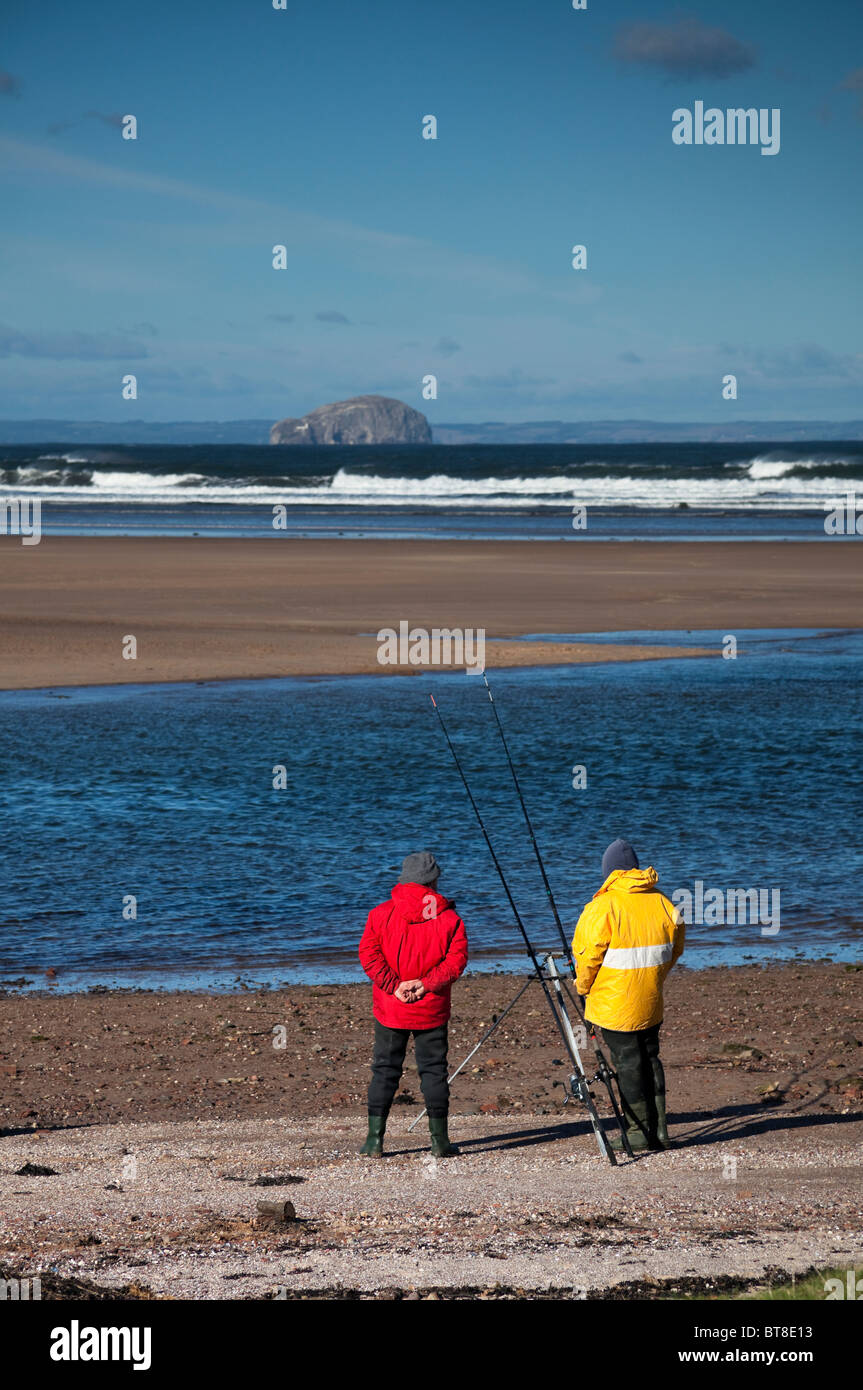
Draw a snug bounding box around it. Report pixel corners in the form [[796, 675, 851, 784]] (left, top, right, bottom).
[[1, 537, 860, 689], [1, 965, 861, 1298]]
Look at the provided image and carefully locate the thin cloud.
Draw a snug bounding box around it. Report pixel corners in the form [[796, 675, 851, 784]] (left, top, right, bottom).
[[718, 341, 861, 382], [0, 322, 152, 361], [267, 313, 295, 324], [84, 110, 127, 129], [0, 135, 599, 304], [46, 111, 127, 138], [464, 368, 557, 391], [614, 18, 756, 79], [0, 70, 20, 97], [840, 67, 863, 118], [316, 311, 351, 324], [0, 134, 300, 215], [435, 336, 461, 357], [619, 351, 643, 364]]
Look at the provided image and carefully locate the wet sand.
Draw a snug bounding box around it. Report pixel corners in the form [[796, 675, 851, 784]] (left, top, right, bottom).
[[2, 964, 860, 1129], [1, 537, 860, 688]]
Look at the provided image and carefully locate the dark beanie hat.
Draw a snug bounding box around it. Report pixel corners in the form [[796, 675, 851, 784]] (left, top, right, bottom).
[[399, 851, 440, 886], [601, 838, 639, 878]]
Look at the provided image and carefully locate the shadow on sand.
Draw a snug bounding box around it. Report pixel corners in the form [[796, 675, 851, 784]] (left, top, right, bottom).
[[387, 1102, 862, 1161]]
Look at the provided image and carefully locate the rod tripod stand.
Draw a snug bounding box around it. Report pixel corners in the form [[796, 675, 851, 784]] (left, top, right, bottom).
[[409, 951, 633, 1163]]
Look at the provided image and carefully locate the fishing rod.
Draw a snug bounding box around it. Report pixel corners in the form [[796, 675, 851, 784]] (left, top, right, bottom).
[[429, 694, 547, 982], [482, 673, 572, 965], [429, 692, 619, 1163], [480, 672, 637, 1154]]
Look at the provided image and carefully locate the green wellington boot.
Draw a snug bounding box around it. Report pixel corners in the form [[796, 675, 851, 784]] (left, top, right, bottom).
[[652, 1094, 672, 1150], [360, 1114, 386, 1158], [429, 1116, 458, 1158], [609, 1100, 652, 1153]]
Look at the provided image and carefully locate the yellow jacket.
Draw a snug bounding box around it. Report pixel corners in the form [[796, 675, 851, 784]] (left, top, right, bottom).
[[572, 867, 685, 1031]]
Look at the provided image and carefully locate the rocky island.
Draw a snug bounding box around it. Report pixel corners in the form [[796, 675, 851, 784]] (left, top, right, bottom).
[[270, 394, 431, 446]]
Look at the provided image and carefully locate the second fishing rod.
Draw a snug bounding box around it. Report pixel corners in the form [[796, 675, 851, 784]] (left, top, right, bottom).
[[429, 691, 621, 1163], [481, 673, 572, 963], [429, 693, 553, 989], [478, 673, 636, 1154]]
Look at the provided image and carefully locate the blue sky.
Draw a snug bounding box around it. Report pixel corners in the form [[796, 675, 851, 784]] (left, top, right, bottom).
[[1, 0, 862, 423]]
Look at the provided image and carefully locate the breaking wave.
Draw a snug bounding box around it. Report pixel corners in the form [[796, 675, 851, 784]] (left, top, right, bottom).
[[0, 449, 860, 510]]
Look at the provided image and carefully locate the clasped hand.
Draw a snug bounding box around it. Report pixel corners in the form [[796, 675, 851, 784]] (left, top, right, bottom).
[[395, 978, 426, 1003]]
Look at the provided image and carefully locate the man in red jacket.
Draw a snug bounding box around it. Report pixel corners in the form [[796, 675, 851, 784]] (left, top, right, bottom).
[[358, 851, 469, 1159]]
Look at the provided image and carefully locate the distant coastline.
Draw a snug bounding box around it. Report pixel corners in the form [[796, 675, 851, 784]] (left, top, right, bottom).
[[2, 418, 863, 445]]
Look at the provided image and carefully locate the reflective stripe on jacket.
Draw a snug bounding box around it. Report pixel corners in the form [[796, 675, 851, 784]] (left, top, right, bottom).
[[571, 866, 685, 1032]]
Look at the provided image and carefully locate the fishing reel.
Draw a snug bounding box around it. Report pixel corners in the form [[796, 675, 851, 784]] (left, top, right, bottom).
[[554, 1072, 593, 1108]]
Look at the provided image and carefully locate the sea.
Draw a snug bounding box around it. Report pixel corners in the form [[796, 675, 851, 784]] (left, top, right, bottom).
[[1, 629, 860, 992], [3, 440, 863, 539]]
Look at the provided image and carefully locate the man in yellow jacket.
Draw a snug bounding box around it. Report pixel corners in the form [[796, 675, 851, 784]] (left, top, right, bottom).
[[572, 838, 685, 1151]]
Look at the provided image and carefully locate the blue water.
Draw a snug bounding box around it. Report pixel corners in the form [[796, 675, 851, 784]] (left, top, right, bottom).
[[28, 503, 847, 542], [3, 441, 862, 540], [0, 630, 860, 992]]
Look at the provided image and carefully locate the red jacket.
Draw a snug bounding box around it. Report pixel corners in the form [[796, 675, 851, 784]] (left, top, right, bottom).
[[359, 882, 469, 1029]]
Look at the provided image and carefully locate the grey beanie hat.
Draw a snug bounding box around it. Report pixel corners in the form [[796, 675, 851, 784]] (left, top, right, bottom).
[[399, 850, 440, 886], [601, 838, 639, 878]]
